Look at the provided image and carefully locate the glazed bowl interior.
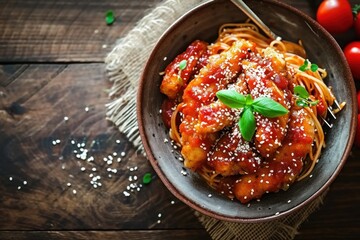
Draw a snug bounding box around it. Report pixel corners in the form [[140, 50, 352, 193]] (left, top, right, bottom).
[[137, 0, 356, 222]]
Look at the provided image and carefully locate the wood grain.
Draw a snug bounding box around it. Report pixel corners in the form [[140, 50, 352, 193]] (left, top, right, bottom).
[[0, 230, 210, 240], [0, 0, 161, 62], [296, 149, 360, 239], [0, 63, 203, 230]]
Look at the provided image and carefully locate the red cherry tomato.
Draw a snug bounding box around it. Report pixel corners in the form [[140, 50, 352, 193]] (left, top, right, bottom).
[[344, 42, 360, 80], [355, 114, 360, 147], [316, 0, 353, 35]]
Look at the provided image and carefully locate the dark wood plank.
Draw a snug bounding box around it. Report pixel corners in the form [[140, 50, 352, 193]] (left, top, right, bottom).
[[0, 0, 162, 62], [0, 0, 315, 63], [0, 63, 202, 230], [0, 230, 211, 240], [295, 148, 360, 239], [0, 0, 356, 63]]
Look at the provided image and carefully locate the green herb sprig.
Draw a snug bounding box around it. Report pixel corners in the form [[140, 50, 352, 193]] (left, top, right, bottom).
[[299, 59, 318, 72], [105, 10, 116, 25], [142, 173, 153, 184], [177, 60, 187, 83], [353, 4, 360, 17], [216, 90, 289, 141], [293, 85, 319, 107]]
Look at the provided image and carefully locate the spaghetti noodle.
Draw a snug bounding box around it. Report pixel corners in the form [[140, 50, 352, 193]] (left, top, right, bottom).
[[159, 23, 345, 203]]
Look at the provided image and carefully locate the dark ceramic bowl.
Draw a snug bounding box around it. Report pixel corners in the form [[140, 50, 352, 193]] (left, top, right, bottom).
[[137, 0, 356, 222]]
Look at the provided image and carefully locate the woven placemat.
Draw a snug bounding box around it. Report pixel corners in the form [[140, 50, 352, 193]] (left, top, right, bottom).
[[105, 0, 326, 239]]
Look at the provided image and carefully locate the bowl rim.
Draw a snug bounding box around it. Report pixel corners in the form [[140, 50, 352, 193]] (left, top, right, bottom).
[[137, 0, 357, 222]]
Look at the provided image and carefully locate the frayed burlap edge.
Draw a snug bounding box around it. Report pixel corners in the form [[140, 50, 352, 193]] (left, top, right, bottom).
[[105, 0, 327, 239], [196, 189, 327, 240], [105, 0, 206, 149]]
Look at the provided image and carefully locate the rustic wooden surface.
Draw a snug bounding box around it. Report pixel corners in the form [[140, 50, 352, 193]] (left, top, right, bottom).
[[0, 0, 359, 239]]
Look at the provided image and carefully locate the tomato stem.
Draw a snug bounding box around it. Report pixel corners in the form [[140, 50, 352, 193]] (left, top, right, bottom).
[[353, 4, 360, 18]]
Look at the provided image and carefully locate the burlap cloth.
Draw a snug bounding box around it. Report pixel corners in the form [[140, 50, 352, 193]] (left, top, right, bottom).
[[105, 0, 326, 239]]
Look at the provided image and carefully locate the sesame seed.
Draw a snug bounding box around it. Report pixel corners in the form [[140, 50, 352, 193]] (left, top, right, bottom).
[[181, 169, 188, 176]]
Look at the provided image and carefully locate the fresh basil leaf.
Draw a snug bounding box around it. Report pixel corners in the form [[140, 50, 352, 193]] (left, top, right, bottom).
[[252, 97, 288, 118], [239, 107, 256, 141], [296, 99, 307, 107], [299, 59, 309, 72], [294, 85, 309, 98], [299, 65, 307, 72], [216, 89, 246, 109], [310, 100, 319, 106], [245, 94, 253, 106], [310, 63, 318, 72], [178, 60, 187, 70]]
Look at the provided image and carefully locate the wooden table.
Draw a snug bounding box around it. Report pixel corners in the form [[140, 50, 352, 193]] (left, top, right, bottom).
[[0, 0, 359, 239]]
